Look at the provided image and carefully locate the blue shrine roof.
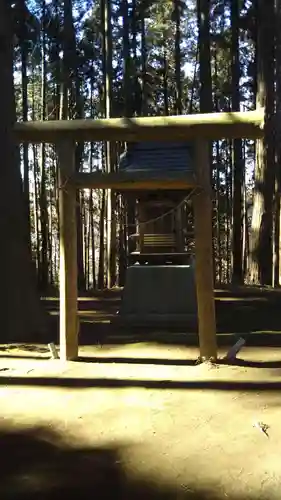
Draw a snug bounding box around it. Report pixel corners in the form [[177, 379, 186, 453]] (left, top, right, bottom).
[[119, 141, 194, 174]]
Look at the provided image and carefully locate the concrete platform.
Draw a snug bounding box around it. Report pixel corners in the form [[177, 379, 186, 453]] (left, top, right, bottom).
[[116, 264, 198, 327]]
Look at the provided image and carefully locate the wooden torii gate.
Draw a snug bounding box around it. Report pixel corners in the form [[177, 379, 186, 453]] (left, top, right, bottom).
[[14, 109, 264, 361]]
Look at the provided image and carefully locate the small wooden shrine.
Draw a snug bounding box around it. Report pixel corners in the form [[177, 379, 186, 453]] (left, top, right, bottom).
[[120, 142, 195, 263], [117, 142, 198, 327]]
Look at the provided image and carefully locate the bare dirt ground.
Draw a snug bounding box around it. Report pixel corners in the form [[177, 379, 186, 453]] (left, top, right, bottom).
[[1, 287, 281, 499]]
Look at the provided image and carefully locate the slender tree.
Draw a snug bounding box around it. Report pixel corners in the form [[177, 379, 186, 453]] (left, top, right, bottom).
[[231, 0, 244, 284], [174, 0, 183, 114], [19, 0, 31, 255]]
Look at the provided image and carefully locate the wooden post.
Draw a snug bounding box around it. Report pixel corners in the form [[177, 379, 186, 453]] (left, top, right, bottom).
[[193, 140, 217, 360], [57, 140, 78, 361]]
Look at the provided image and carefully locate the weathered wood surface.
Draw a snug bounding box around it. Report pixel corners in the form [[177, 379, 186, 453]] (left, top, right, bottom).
[[58, 141, 78, 361], [193, 140, 217, 360], [14, 109, 264, 144]]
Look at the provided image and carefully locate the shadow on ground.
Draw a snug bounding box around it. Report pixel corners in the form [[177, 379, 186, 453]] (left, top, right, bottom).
[[0, 425, 273, 499], [1, 374, 281, 391], [78, 356, 281, 369]]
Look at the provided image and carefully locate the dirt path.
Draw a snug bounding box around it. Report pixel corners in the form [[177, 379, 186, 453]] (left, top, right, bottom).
[[1, 344, 281, 499]]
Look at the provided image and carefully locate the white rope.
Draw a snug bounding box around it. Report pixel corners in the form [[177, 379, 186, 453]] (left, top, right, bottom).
[[130, 186, 201, 229]]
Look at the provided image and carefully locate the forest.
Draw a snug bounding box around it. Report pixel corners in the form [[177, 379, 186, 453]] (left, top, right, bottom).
[[0, 0, 279, 340]]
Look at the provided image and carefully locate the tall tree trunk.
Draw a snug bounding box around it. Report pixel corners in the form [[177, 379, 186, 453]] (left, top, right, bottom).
[[118, 195, 127, 286], [123, 0, 135, 260], [274, 0, 281, 286], [249, 0, 275, 285], [89, 189, 96, 289], [0, 0, 47, 341], [163, 49, 169, 115], [174, 0, 182, 114], [39, 4, 49, 291], [213, 44, 221, 282], [102, 0, 116, 288], [31, 72, 41, 273], [131, 0, 137, 59], [140, 14, 148, 115], [61, 0, 85, 291], [123, 0, 130, 114], [197, 0, 214, 279], [197, 0, 212, 114], [32, 146, 41, 272], [19, 0, 31, 255], [215, 141, 221, 283], [89, 75, 96, 290], [242, 160, 249, 277], [231, 0, 244, 284], [75, 79, 86, 292], [226, 147, 233, 281], [98, 189, 106, 289]]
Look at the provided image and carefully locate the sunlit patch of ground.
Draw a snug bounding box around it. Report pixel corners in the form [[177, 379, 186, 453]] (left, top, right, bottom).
[[1, 344, 281, 498]]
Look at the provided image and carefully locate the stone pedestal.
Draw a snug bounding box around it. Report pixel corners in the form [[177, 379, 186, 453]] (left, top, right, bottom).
[[117, 264, 197, 328]]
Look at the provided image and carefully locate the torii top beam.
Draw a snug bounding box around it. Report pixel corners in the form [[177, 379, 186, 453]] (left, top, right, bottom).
[[13, 109, 264, 144]]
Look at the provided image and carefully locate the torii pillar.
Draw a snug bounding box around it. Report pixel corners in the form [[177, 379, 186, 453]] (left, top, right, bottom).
[[193, 140, 217, 360], [58, 140, 79, 361]]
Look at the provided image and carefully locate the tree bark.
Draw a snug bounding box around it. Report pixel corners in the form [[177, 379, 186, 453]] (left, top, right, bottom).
[[19, 0, 31, 256], [249, 0, 275, 285], [0, 1, 47, 341], [274, 0, 281, 286], [61, 0, 85, 292], [39, 4, 49, 291], [231, 0, 244, 284], [174, 0, 182, 115], [197, 0, 212, 115]]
